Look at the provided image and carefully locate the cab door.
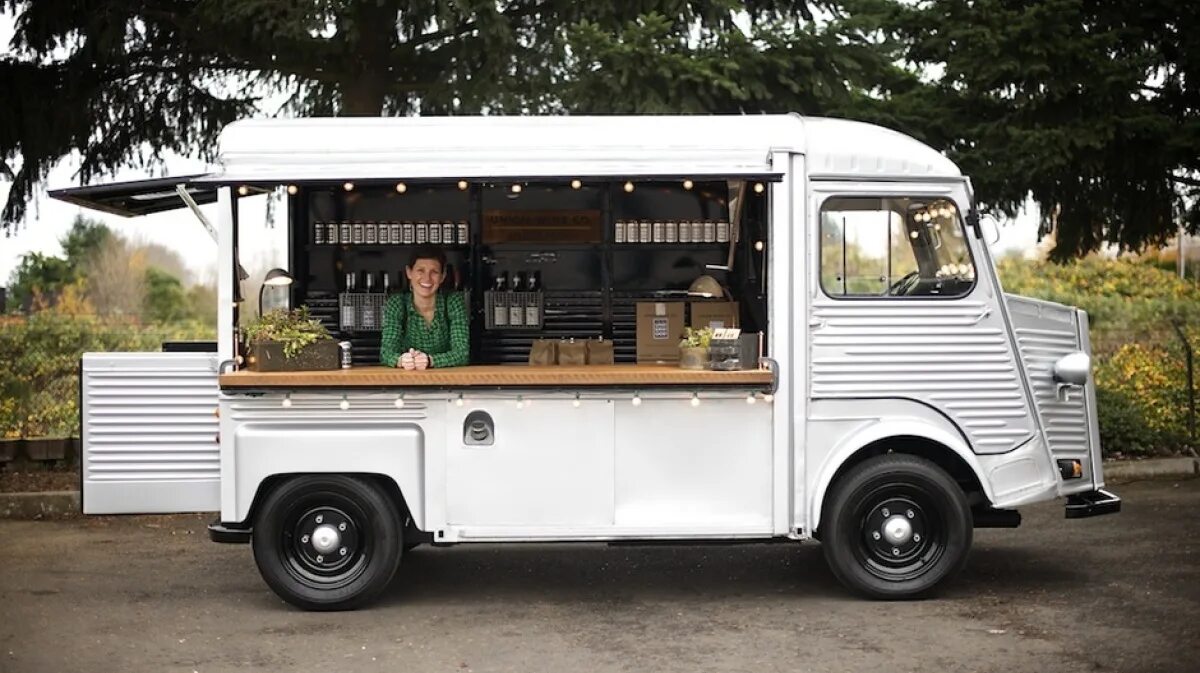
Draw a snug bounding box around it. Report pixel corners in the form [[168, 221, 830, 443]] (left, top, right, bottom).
[[806, 182, 1040, 456]]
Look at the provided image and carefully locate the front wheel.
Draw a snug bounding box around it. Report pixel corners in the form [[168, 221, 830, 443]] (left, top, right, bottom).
[[252, 475, 402, 611], [821, 454, 972, 599]]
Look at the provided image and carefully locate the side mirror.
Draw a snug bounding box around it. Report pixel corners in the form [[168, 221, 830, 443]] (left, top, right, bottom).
[[1053, 352, 1090, 385], [966, 210, 1001, 246]]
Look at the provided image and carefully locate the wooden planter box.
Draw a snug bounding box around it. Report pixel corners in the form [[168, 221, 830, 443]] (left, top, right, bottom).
[[246, 340, 340, 372], [0, 439, 20, 466], [22, 437, 70, 462]]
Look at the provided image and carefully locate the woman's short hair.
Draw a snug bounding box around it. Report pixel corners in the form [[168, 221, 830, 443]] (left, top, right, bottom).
[[407, 244, 447, 271]]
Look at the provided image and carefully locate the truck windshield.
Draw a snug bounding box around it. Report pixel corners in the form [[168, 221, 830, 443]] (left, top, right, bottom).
[[819, 196, 975, 298]]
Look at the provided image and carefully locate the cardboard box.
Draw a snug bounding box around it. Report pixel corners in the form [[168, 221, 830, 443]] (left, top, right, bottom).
[[636, 302, 685, 364], [689, 301, 740, 330]]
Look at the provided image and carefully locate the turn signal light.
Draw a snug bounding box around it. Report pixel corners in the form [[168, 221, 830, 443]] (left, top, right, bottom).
[[1057, 459, 1083, 480]]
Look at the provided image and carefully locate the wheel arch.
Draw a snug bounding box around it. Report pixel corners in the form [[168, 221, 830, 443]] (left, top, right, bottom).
[[809, 419, 994, 536], [244, 472, 413, 530]]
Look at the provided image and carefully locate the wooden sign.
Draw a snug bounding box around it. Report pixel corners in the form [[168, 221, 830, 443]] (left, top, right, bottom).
[[483, 209, 603, 244]]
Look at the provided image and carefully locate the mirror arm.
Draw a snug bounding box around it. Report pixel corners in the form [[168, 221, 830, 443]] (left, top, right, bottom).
[[966, 209, 983, 239]]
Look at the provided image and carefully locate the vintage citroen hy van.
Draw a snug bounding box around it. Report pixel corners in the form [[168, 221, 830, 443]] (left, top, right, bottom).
[[54, 115, 1119, 610]]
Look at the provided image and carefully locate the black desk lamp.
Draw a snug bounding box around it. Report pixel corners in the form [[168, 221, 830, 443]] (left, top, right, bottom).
[[259, 268, 294, 316]]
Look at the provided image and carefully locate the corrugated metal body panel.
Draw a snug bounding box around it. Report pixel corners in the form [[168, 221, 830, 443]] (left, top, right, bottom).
[[810, 300, 1036, 454], [1006, 295, 1097, 493], [81, 353, 221, 514]]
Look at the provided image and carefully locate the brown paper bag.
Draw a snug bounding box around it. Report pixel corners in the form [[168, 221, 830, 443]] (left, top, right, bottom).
[[586, 338, 614, 365], [557, 339, 587, 366], [528, 339, 558, 366]]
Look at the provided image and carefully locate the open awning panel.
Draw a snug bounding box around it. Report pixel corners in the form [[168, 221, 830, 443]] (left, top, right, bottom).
[[48, 174, 240, 217]]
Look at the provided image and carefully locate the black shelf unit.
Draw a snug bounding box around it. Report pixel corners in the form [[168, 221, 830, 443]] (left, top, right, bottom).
[[287, 180, 769, 365]]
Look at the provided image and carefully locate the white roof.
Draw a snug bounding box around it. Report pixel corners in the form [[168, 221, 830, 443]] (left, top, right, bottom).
[[207, 114, 960, 183]]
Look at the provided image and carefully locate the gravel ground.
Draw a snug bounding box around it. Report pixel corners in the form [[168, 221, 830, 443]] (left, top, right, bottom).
[[0, 469, 79, 493], [0, 478, 1196, 673]]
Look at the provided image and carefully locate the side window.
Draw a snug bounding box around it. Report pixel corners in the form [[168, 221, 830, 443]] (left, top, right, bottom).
[[819, 196, 975, 298]]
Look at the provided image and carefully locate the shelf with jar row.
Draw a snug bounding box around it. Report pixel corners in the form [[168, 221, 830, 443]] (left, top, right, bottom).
[[613, 219, 733, 244], [312, 220, 470, 246]]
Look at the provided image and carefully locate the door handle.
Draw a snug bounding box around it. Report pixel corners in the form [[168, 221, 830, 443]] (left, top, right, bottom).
[[808, 318, 825, 329], [970, 307, 992, 324]]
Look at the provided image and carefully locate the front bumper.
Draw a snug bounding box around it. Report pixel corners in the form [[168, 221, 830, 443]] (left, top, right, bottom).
[[1065, 488, 1121, 519]]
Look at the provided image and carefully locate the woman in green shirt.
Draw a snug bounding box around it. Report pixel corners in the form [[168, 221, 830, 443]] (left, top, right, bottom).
[[380, 245, 469, 369]]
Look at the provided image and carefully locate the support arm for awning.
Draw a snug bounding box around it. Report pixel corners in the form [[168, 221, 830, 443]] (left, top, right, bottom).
[[176, 183, 248, 281]]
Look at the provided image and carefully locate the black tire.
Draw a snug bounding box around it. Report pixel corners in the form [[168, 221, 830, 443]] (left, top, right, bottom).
[[821, 454, 972, 600], [252, 475, 402, 611]]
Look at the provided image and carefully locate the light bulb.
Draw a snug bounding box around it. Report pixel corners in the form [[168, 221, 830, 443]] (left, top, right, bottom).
[[286, 185, 298, 195], [754, 240, 765, 252], [237, 185, 249, 196], [457, 180, 468, 191], [910, 230, 919, 239], [690, 393, 700, 407], [281, 395, 292, 408], [624, 181, 634, 193], [516, 395, 525, 409], [343, 182, 355, 192], [746, 393, 756, 405], [511, 183, 522, 194], [340, 397, 350, 411], [753, 182, 765, 194], [394, 182, 406, 193], [570, 179, 582, 189], [394, 395, 405, 409], [632, 394, 642, 407], [455, 394, 464, 407], [683, 179, 694, 190], [763, 393, 774, 403], [572, 394, 581, 408]]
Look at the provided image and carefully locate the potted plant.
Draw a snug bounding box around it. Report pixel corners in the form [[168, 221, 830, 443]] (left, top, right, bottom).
[[244, 307, 339, 372], [678, 326, 714, 370]]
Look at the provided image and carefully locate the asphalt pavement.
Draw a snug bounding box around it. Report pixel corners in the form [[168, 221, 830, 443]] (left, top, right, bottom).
[[0, 478, 1196, 673]]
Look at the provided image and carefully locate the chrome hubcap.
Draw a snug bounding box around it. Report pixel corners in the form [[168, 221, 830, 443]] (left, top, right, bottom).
[[310, 524, 341, 554], [882, 515, 914, 545]]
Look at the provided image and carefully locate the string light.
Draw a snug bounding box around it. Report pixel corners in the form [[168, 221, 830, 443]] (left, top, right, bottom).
[[394, 394, 405, 409], [763, 393, 774, 403], [683, 179, 694, 190], [572, 393, 581, 408], [340, 395, 350, 411], [753, 182, 765, 194], [570, 179, 582, 189], [343, 182, 355, 192], [511, 183, 522, 194], [286, 185, 298, 195], [631, 393, 642, 407], [746, 393, 756, 405], [455, 394, 464, 407], [394, 182, 406, 193], [516, 395, 525, 409], [281, 394, 292, 408], [457, 180, 469, 191], [690, 393, 701, 407], [237, 185, 249, 196], [624, 181, 635, 193], [754, 241, 765, 252]]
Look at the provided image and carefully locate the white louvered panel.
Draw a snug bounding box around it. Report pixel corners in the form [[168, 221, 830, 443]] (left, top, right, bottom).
[[810, 300, 1037, 454], [81, 353, 221, 513]]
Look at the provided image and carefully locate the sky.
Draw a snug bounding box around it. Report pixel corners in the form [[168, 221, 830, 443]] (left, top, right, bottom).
[[0, 12, 1043, 289]]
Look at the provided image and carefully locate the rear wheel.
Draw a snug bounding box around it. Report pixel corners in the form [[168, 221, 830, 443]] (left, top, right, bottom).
[[252, 475, 402, 611], [821, 454, 972, 599]]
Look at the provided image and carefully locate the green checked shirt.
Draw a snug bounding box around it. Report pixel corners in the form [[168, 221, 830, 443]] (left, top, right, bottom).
[[379, 292, 470, 368]]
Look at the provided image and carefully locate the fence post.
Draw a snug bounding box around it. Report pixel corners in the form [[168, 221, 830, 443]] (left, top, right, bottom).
[[1171, 320, 1197, 456]]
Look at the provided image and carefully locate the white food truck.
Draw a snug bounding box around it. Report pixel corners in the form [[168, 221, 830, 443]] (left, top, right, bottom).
[[53, 115, 1119, 610]]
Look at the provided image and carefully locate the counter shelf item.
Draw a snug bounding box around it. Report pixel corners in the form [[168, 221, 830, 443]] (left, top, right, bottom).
[[365, 221, 378, 245], [716, 220, 729, 243], [665, 221, 678, 243], [703, 220, 716, 242], [377, 222, 390, 245], [352, 221, 365, 244], [390, 222, 402, 245], [653, 221, 665, 242], [416, 222, 428, 244], [484, 291, 543, 330], [457, 221, 469, 245], [338, 292, 386, 332], [340, 221, 352, 245], [313, 221, 325, 245], [442, 222, 456, 245], [615, 219, 625, 243], [327, 222, 339, 244], [402, 221, 415, 244], [678, 220, 691, 243]]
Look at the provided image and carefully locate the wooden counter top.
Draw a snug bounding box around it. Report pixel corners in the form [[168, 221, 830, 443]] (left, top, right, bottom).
[[220, 364, 775, 389]]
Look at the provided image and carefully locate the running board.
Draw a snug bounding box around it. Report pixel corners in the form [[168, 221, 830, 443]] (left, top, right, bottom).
[[1065, 488, 1121, 519]]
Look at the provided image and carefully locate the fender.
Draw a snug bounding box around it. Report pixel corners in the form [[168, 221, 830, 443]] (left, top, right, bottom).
[[807, 415, 994, 535], [225, 422, 426, 528]]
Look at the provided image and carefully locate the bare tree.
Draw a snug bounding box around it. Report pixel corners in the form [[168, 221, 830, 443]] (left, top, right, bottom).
[[84, 236, 146, 317]]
